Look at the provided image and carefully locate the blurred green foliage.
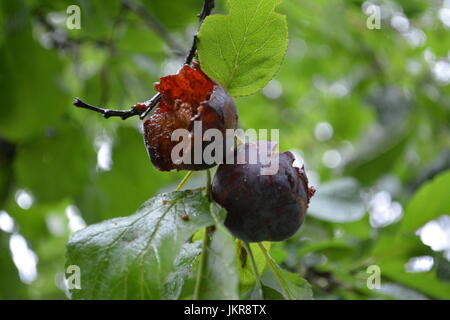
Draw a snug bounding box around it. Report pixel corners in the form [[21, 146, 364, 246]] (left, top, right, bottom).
[[0, 0, 450, 299]]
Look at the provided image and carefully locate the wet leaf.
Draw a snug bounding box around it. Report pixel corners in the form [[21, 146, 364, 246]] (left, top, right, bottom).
[[197, 205, 239, 299], [66, 189, 214, 299]]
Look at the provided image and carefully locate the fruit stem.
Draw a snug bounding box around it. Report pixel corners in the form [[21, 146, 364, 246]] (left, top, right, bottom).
[[193, 227, 212, 300], [193, 167, 214, 299], [175, 171, 194, 191], [206, 169, 212, 201], [257, 242, 293, 300], [242, 242, 262, 287]]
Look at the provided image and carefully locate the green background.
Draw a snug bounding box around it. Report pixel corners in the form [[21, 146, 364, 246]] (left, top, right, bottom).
[[1, 0, 450, 299]]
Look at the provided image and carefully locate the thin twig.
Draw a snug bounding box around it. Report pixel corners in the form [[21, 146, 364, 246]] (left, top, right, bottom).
[[73, 98, 140, 120], [138, 93, 162, 120], [73, 93, 162, 121], [185, 0, 215, 65], [175, 171, 194, 191], [73, 0, 215, 120]]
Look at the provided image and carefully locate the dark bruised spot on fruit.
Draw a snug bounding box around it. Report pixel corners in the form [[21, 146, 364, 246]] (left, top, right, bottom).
[[143, 63, 238, 171], [212, 141, 314, 242]]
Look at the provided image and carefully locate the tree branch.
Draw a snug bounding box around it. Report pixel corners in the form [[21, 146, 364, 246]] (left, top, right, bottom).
[[73, 98, 140, 120], [185, 0, 215, 65], [73, 0, 215, 120]]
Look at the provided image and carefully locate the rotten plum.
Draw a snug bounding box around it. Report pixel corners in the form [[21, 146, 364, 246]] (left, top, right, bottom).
[[143, 63, 238, 171], [212, 142, 315, 242]]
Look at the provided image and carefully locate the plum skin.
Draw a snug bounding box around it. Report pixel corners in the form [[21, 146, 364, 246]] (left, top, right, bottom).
[[212, 146, 313, 242]]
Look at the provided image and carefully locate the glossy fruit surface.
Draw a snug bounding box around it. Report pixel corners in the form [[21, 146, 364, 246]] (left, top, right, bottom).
[[212, 142, 315, 242], [143, 63, 238, 171]]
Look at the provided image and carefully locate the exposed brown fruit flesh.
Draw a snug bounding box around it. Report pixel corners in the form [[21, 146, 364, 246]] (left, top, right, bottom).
[[143, 64, 238, 171]]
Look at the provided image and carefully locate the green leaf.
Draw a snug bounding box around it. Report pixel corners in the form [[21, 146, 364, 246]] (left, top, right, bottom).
[[162, 241, 202, 300], [237, 240, 270, 287], [258, 243, 313, 300], [197, 206, 239, 299], [260, 284, 284, 299], [198, 0, 288, 97], [403, 170, 450, 232], [308, 178, 366, 223], [247, 282, 264, 300], [66, 189, 214, 299], [261, 268, 313, 300], [247, 270, 312, 300]]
